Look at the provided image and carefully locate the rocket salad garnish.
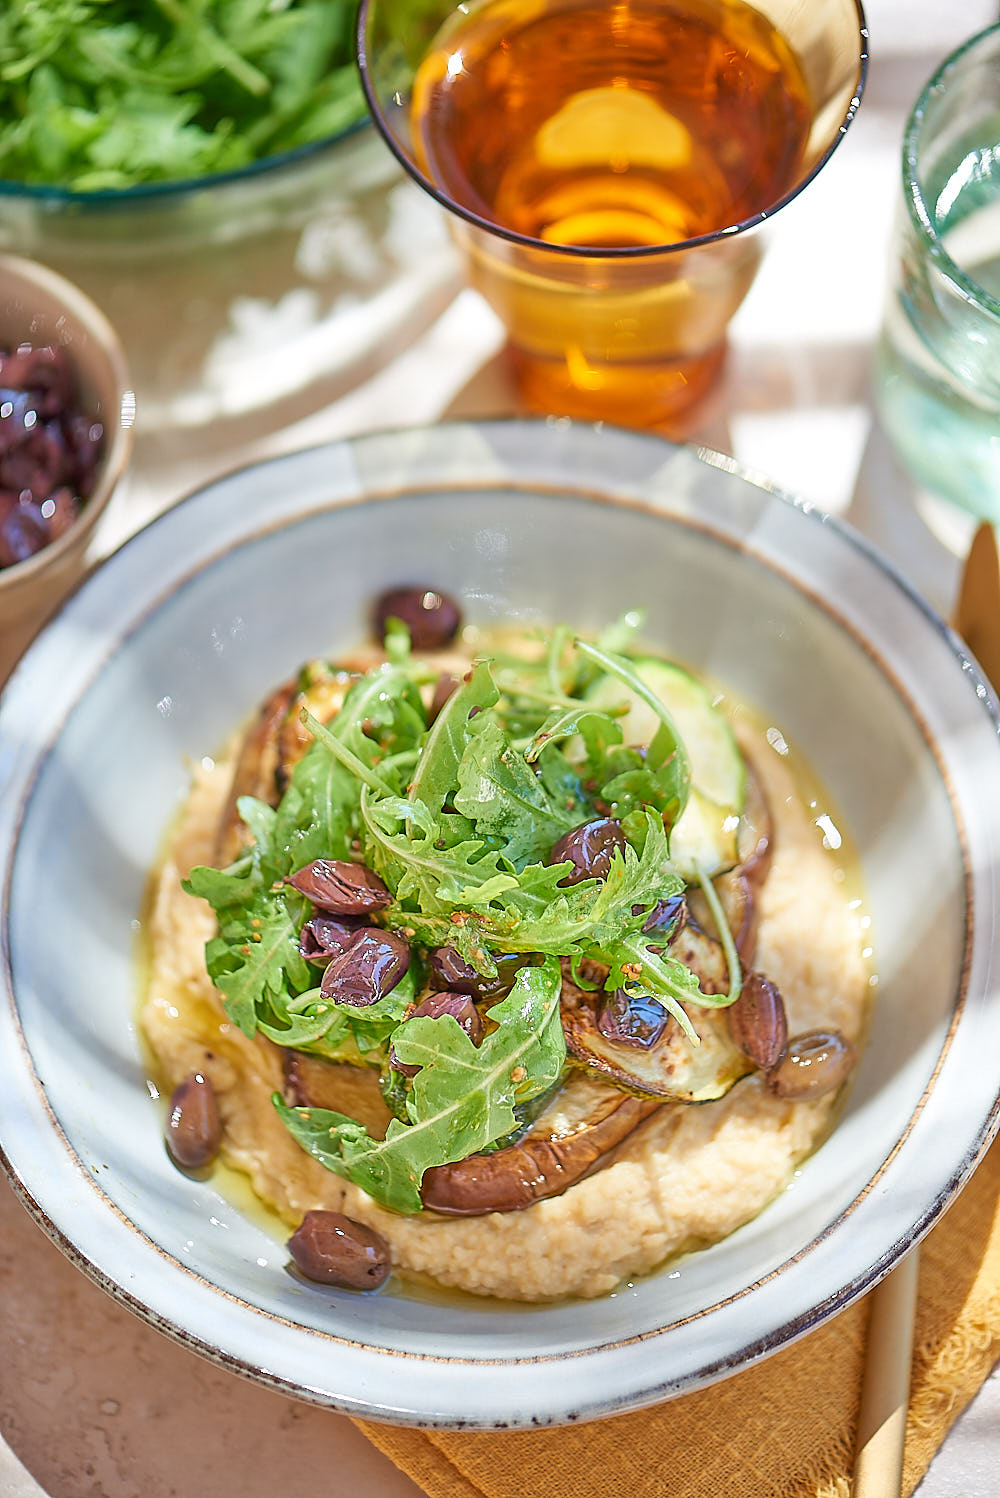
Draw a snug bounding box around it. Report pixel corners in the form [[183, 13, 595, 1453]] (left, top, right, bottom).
[[185, 617, 751, 1215], [0, 0, 365, 190]]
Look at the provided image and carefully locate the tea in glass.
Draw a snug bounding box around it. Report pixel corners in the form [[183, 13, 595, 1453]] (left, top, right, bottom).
[[359, 0, 867, 429]]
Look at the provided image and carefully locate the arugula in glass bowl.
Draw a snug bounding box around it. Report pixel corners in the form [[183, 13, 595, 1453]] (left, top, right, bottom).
[[0, 0, 366, 191], [185, 613, 769, 1218]]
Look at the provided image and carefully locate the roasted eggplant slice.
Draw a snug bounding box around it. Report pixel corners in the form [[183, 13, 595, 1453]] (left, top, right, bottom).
[[420, 1074, 661, 1215], [283, 1051, 393, 1138], [215, 664, 363, 863], [274, 663, 363, 795], [216, 680, 297, 865]]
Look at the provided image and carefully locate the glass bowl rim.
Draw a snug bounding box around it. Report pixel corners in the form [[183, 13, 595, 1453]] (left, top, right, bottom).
[[902, 20, 1000, 323], [0, 117, 369, 207], [355, 0, 868, 261]]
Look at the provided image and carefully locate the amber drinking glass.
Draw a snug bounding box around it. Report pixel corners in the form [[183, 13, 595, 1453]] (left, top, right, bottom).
[[358, 0, 868, 432]]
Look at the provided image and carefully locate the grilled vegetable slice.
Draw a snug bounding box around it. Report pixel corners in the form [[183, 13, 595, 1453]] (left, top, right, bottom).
[[215, 680, 297, 865], [420, 1074, 661, 1215], [688, 763, 774, 966], [215, 661, 364, 861], [561, 920, 753, 1102], [585, 656, 745, 877], [284, 1051, 393, 1136]]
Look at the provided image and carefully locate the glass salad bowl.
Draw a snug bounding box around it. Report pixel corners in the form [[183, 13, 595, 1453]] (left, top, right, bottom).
[[0, 132, 459, 453]]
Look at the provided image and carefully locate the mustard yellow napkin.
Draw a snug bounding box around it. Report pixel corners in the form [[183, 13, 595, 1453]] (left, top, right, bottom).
[[355, 1135, 1000, 1498]]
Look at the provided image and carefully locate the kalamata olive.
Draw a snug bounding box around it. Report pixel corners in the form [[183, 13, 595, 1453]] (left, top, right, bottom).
[[40, 487, 79, 540], [64, 414, 103, 497], [287, 1210, 391, 1290], [299, 912, 362, 964], [0, 505, 48, 566], [320, 927, 411, 1007], [286, 858, 391, 914], [597, 988, 670, 1049], [0, 346, 73, 415], [427, 672, 460, 725], [766, 1028, 856, 1101], [372, 586, 461, 651], [165, 1072, 222, 1169], [426, 946, 529, 1001], [641, 894, 687, 939], [0, 390, 36, 455], [391, 990, 485, 1075], [728, 972, 788, 1071], [548, 819, 626, 885]]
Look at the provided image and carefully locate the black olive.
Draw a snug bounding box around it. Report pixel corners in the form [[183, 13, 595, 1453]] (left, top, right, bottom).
[[165, 1072, 222, 1170], [286, 859, 391, 915], [287, 1211, 391, 1289], [426, 947, 529, 1000], [372, 586, 461, 650], [597, 989, 671, 1049], [766, 1028, 855, 1100], [548, 819, 626, 886], [727, 972, 788, 1071], [391, 990, 484, 1075], [319, 928, 411, 1007], [299, 912, 363, 964]]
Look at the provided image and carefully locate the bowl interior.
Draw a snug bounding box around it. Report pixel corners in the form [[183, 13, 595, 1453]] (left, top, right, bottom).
[[1, 421, 997, 1426]]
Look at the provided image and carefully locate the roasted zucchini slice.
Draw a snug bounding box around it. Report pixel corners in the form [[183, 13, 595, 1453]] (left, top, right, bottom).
[[585, 655, 746, 877]]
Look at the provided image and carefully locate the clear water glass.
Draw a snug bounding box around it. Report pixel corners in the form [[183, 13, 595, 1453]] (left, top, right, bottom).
[[875, 24, 1000, 524]]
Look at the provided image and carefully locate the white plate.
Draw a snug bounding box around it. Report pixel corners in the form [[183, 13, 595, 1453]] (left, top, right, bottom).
[[2, 419, 999, 1428]]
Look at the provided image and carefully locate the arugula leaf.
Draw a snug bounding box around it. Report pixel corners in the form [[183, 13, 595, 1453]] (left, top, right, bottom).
[[453, 718, 580, 869], [272, 957, 565, 1213], [361, 789, 521, 911], [574, 640, 692, 824], [408, 661, 497, 817], [259, 966, 416, 1061], [0, 0, 367, 189], [523, 703, 622, 767], [196, 880, 311, 1037]]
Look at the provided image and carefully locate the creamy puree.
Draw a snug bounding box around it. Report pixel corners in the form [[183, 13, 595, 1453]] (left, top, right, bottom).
[[143, 704, 867, 1303]]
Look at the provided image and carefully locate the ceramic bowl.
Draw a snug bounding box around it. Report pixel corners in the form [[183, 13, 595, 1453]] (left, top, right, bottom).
[[1, 419, 999, 1428], [0, 253, 134, 684]]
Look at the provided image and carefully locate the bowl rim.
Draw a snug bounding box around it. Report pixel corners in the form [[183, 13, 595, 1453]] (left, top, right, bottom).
[[0, 253, 134, 592], [0, 118, 369, 206], [1, 418, 998, 1427]]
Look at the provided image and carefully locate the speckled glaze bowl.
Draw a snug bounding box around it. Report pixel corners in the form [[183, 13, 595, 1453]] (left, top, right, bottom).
[[1, 420, 999, 1428]]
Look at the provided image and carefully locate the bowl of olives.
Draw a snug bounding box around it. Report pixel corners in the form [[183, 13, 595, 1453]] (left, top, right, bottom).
[[0, 253, 133, 684]]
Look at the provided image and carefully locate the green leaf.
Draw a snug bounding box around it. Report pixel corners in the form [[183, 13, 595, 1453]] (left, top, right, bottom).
[[0, 0, 368, 188], [360, 788, 520, 911], [202, 886, 311, 1037], [268, 735, 356, 876], [408, 660, 498, 816], [272, 956, 566, 1213], [575, 640, 692, 822], [523, 703, 622, 765], [454, 718, 579, 869], [259, 966, 417, 1061]]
